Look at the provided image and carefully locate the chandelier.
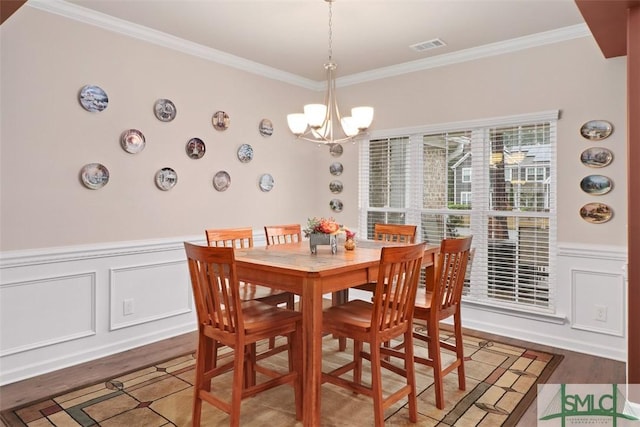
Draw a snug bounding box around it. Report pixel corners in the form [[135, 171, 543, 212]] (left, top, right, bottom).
[[286, 0, 374, 145]]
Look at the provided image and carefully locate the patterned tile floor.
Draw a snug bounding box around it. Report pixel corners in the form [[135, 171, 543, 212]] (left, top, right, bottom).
[[2, 331, 561, 426]]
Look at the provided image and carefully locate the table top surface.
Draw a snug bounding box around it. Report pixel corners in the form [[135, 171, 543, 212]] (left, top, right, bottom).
[[234, 240, 438, 274]]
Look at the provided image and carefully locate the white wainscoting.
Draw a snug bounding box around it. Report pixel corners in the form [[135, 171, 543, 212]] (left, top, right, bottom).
[[0, 235, 206, 385], [459, 242, 627, 362], [0, 237, 628, 385]]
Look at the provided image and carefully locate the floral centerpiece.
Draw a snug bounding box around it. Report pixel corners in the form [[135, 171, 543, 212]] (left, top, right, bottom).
[[303, 217, 343, 237], [304, 217, 348, 254]]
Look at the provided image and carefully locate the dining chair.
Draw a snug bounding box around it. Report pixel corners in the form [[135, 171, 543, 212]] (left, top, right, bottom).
[[184, 243, 302, 427], [264, 224, 302, 245], [321, 243, 426, 426], [205, 227, 295, 357], [331, 223, 419, 351], [406, 235, 473, 409]]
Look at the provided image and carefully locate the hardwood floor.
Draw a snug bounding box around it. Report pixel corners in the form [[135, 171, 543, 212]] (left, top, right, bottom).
[[0, 328, 626, 425]]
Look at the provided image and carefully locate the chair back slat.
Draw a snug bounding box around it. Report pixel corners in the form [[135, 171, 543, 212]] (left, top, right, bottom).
[[206, 227, 254, 249], [373, 223, 417, 244], [373, 243, 425, 333], [432, 236, 473, 317], [185, 243, 243, 335], [264, 224, 302, 245]]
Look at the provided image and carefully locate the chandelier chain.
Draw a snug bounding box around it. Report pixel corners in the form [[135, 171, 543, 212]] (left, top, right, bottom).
[[327, 0, 333, 62]]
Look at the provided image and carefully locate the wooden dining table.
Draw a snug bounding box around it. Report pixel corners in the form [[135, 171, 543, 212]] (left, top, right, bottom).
[[234, 240, 439, 427]]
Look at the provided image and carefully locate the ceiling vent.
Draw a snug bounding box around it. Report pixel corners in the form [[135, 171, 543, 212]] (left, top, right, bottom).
[[410, 38, 446, 52]]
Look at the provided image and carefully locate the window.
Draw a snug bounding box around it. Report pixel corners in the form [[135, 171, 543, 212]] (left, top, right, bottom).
[[359, 111, 558, 313], [461, 167, 472, 183]]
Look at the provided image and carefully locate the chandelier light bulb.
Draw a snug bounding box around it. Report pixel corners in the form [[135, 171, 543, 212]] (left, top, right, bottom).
[[287, 113, 308, 135], [351, 106, 374, 130], [341, 116, 359, 137], [304, 104, 327, 129]]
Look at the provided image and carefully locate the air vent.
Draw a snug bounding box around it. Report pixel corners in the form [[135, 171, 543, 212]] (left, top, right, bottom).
[[410, 38, 446, 52]]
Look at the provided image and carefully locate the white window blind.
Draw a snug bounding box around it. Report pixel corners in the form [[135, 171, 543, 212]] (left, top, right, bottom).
[[359, 111, 557, 313]]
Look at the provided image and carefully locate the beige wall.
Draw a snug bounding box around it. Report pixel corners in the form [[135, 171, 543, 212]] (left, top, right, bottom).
[[1, 6, 628, 251]]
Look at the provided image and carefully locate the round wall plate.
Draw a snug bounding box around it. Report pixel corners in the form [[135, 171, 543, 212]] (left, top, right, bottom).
[[155, 167, 177, 191], [79, 85, 108, 112], [258, 173, 274, 192], [154, 99, 176, 122], [80, 163, 109, 189]]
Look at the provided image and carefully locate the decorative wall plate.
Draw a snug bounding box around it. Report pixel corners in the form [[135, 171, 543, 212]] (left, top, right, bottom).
[[580, 175, 613, 195], [329, 162, 343, 176], [580, 147, 613, 168], [213, 171, 231, 192], [80, 163, 109, 189], [155, 167, 177, 191], [329, 144, 343, 157], [237, 144, 254, 163], [120, 129, 146, 154], [212, 111, 230, 131], [330, 199, 344, 212], [186, 138, 205, 159], [259, 119, 273, 137], [580, 120, 613, 141], [154, 99, 176, 122], [258, 173, 274, 192], [579, 202, 612, 224], [79, 85, 108, 112], [329, 180, 343, 194]]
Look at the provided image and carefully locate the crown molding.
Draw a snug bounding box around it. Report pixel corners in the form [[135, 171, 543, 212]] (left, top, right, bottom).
[[28, 0, 589, 91]]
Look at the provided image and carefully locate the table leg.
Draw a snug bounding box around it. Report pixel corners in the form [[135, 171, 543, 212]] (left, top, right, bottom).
[[302, 277, 323, 426]]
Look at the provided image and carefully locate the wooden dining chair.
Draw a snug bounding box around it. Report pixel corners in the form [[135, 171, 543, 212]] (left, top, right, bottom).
[[321, 243, 426, 426], [407, 235, 473, 409], [264, 224, 302, 245], [206, 227, 295, 356], [184, 243, 302, 427]]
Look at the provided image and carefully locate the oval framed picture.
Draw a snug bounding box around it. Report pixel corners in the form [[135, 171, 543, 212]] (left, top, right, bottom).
[[154, 99, 176, 122], [258, 173, 275, 192], [120, 129, 146, 154], [329, 144, 343, 157], [329, 162, 343, 176], [259, 119, 273, 137], [237, 144, 254, 163], [213, 170, 231, 192], [212, 111, 230, 131], [580, 147, 613, 168], [580, 175, 613, 195], [155, 167, 177, 191], [330, 198, 344, 212], [79, 85, 108, 112], [329, 180, 343, 194], [580, 120, 613, 141], [186, 137, 205, 159], [80, 163, 109, 189], [579, 202, 612, 224]]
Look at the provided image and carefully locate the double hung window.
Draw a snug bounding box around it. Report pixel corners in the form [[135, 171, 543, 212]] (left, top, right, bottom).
[[359, 111, 557, 313]]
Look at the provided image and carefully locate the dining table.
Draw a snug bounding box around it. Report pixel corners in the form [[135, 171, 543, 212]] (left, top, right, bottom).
[[234, 239, 439, 427]]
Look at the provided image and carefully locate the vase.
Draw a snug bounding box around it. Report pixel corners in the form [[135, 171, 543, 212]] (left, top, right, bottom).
[[344, 238, 356, 251], [309, 233, 337, 254]]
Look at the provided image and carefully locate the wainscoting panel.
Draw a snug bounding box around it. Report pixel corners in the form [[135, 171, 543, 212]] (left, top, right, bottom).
[[0, 272, 96, 356], [0, 236, 203, 385], [110, 260, 192, 330], [571, 269, 625, 336]]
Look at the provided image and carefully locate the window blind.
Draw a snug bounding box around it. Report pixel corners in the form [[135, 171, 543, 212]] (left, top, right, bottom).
[[359, 111, 557, 313]]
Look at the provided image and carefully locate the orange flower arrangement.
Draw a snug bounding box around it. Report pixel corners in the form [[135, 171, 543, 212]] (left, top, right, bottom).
[[304, 217, 344, 236]]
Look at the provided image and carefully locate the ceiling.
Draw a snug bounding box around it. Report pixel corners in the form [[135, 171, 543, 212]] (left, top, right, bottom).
[[25, 0, 589, 85]]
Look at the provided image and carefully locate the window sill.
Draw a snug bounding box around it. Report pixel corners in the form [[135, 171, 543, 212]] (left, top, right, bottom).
[[462, 299, 567, 325]]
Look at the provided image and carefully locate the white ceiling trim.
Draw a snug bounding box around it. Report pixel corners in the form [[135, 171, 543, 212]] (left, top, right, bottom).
[[28, 0, 589, 91]]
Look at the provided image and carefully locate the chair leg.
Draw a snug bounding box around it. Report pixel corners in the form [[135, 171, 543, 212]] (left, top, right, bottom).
[[230, 343, 246, 427], [333, 290, 348, 351], [353, 340, 363, 385], [454, 312, 466, 391], [192, 335, 213, 427], [370, 340, 384, 427], [291, 326, 303, 421], [404, 329, 418, 422], [428, 321, 445, 410]]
